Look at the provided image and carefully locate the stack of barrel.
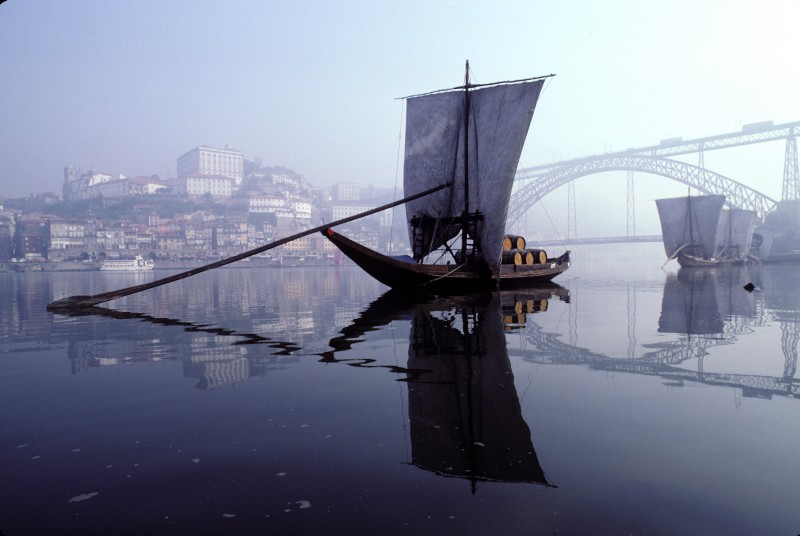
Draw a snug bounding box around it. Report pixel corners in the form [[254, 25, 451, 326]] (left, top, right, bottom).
[[501, 293, 549, 327], [501, 234, 548, 266]]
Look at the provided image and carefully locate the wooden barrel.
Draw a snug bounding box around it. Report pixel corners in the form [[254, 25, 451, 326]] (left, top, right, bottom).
[[525, 249, 547, 264], [502, 235, 526, 251], [501, 251, 522, 265], [503, 314, 526, 326], [521, 250, 534, 265]]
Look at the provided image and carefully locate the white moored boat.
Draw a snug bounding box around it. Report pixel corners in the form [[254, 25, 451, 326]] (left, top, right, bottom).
[[100, 255, 155, 271]]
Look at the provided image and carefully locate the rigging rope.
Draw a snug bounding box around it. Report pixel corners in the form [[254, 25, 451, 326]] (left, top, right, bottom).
[[390, 99, 405, 250], [420, 262, 467, 286], [535, 189, 568, 249]]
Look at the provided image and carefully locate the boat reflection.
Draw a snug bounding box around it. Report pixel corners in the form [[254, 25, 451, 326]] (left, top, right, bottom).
[[519, 265, 800, 399], [658, 266, 756, 335], [321, 284, 570, 491], [45, 263, 800, 402], [651, 265, 800, 397], [52, 281, 569, 490]]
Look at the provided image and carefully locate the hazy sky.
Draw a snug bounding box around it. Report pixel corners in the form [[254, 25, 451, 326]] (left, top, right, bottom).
[[1, 0, 798, 232]]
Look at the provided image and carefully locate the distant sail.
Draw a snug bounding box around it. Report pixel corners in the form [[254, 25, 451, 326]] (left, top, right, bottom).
[[656, 195, 725, 259], [404, 80, 544, 274], [715, 209, 756, 260]]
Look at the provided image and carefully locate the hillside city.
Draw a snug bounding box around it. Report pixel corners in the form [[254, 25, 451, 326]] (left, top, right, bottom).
[[0, 145, 406, 267]]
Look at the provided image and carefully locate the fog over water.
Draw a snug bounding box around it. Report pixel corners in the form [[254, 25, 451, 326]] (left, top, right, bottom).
[[2, 1, 798, 235], [3, 3, 800, 530], [2, 244, 800, 534]]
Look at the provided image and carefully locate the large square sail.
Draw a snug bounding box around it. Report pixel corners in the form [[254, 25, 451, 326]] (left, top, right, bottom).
[[404, 79, 544, 273], [656, 195, 725, 260]]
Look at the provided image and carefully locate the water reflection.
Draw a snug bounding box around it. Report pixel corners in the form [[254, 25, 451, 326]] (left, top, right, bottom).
[[655, 266, 799, 390], [519, 265, 800, 400], [321, 286, 569, 491], [2, 268, 380, 354], [60, 305, 303, 387], [52, 280, 570, 489], [26, 263, 800, 401]]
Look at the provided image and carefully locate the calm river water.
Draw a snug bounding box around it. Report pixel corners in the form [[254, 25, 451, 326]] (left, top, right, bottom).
[[2, 243, 800, 535]]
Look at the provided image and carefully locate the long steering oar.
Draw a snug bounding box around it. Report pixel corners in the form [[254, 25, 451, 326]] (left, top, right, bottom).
[[47, 182, 451, 311], [661, 243, 688, 269]]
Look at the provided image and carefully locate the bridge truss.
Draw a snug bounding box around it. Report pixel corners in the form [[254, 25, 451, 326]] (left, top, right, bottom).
[[510, 119, 800, 226], [509, 155, 778, 227]]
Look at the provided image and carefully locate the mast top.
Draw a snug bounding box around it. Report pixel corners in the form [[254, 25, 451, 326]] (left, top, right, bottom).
[[398, 62, 554, 100]]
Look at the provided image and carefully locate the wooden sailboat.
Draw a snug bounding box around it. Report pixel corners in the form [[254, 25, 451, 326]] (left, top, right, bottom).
[[715, 208, 757, 264], [323, 62, 570, 293], [656, 194, 757, 267], [656, 194, 726, 267]]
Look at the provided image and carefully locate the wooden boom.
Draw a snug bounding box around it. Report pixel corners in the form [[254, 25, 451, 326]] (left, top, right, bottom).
[[47, 181, 452, 311]]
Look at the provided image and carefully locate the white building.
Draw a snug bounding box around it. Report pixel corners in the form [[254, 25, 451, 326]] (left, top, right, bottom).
[[177, 146, 243, 188], [331, 204, 392, 227], [91, 176, 167, 198], [249, 195, 287, 213], [63, 169, 118, 200], [332, 182, 360, 202], [48, 221, 86, 252], [331, 204, 379, 221], [127, 176, 167, 195], [248, 195, 311, 222], [62, 167, 166, 201], [172, 174, 233, 197], [291, 200, 312, 220]]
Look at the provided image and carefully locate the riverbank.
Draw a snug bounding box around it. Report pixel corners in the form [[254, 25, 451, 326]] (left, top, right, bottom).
[[0, 261, 99, 273], [0, 257, 338, 273]]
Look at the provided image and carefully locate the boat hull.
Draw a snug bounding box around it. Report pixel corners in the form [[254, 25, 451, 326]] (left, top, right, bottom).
[[676, 253, 722, 268], [675, 252, 751, 268], [323, 229, 569, 293]]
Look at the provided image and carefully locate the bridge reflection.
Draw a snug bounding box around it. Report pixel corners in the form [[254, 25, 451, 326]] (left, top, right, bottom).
[[516, 264, 800, 400], [47, 264, 800, 402], [510, 119, 800, 232]]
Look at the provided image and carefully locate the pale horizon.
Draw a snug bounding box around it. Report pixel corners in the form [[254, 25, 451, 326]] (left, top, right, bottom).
[[2, 0, 798, 235]]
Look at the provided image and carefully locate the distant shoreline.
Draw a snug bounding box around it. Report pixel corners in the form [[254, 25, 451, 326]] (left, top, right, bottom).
[[0, 258, 341, 273], [0, 261, 100, 273]]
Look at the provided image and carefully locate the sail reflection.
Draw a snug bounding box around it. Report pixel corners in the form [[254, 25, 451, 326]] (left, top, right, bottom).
[[41, 263, 800, 402], [407, 293, 549, 489], [517, 265, 800, 400], [658, 267, 756, 335], [322, 285, 569, 490], [649, 264, 800, 397]]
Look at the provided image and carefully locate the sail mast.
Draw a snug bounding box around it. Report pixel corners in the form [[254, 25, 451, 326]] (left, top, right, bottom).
[[462, 60, 471, 258], [403, 63, 546, 272]]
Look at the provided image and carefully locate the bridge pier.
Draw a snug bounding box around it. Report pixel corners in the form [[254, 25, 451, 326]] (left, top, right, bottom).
[[626, 170, 635, 237], [783, 137, 798, 201]]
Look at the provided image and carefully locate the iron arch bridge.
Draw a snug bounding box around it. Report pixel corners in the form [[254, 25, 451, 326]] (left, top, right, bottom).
[[508, 155, 778, 227]]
